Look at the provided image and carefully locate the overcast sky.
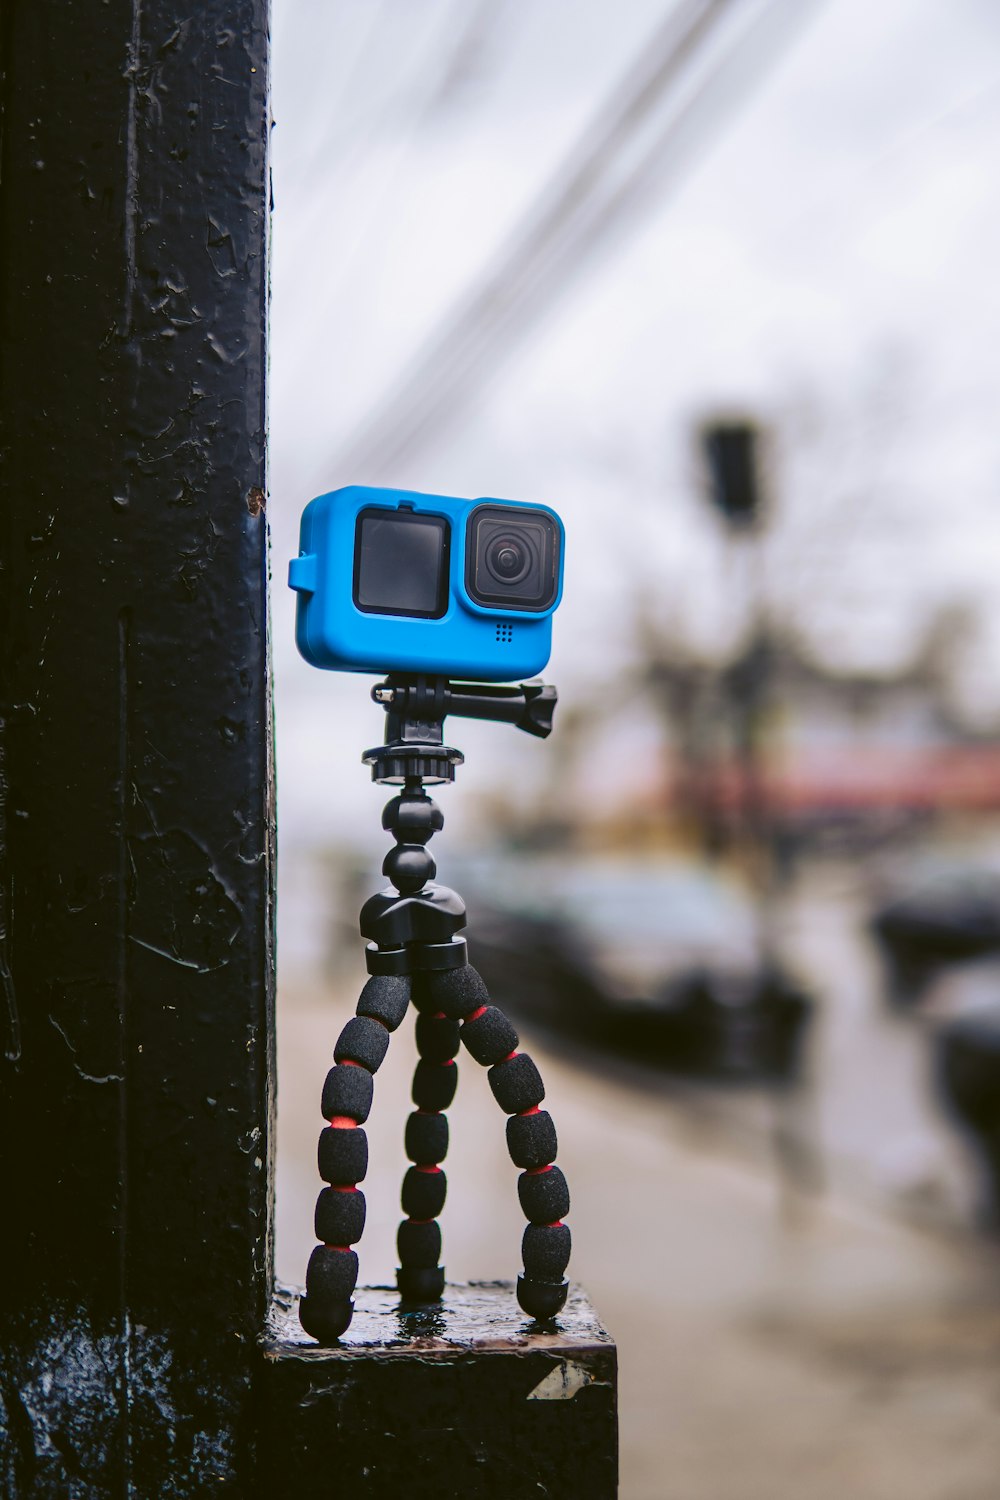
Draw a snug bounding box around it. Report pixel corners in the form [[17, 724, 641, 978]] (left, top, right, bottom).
[[269, 0, 1000, 865]]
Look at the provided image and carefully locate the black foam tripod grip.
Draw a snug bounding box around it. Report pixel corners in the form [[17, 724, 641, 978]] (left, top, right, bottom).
[[488, 1053, 545, 1114], [318, 1124, 369, 1184], [321, 1064, 374, 1123]]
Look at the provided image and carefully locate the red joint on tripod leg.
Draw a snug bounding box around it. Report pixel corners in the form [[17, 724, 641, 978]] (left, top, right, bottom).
[[517, 1105, 540, 1117], [545, 1220, 564, 1228], [324, 1243, 353, 1252], [328, 1115, 358, 1129], [504, 1050, 519, 1062], [329, 1185, 360, 1194], [464, 1005, 488, 1024], [407, 1216, 435, 1226], [432, 1011, 446, 1020], [525, 1164, 553, 1176], [416, 1164, 442, 1175]]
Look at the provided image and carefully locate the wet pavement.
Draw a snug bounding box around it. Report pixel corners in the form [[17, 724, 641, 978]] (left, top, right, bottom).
[[276, 955, 1000, 1500]]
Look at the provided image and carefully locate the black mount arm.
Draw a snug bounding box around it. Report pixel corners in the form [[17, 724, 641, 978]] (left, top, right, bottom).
[[364, 674, 558, 784]]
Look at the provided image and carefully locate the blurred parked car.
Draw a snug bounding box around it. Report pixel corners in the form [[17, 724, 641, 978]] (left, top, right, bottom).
[[870, 857, 1000, 1005], [936, 1002, 1000, 1224], [455, 857, 811, 1083]]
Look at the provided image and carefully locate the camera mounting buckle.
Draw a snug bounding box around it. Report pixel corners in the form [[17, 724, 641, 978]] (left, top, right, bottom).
[[362, 674, 557, 785]]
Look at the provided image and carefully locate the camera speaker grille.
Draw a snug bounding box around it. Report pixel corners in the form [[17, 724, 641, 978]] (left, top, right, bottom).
[[495, 623, 514, 644]]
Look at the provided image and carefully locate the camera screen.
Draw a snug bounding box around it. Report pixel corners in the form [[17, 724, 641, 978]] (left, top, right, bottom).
[[354, 508, 450, 619], [466, 505, 559, 612]]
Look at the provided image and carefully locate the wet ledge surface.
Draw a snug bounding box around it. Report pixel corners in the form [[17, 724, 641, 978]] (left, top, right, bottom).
[[263, 1278, 615, 1357]]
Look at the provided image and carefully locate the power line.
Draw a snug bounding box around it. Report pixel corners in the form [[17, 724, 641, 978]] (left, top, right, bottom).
[[325, 0, 823, 485], [317, 0, 508, 314]]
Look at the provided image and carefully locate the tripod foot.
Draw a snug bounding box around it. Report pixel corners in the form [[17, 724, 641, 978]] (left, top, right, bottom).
[[298, 1294, 354, 1342], [516, 1275, 569, 1321], [397, 1264, 446, 1304], [301, 1241, 362, 1343]]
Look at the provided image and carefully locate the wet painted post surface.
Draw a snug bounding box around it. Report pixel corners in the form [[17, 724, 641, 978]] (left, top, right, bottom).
[[0, 2, 273, 1493]]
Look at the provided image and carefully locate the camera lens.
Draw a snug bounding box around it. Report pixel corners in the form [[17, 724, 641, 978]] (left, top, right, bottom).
[[466, 504, 561, 612], [485, 534, 531, 585]]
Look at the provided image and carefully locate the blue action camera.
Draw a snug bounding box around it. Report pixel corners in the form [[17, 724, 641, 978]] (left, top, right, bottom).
[[289, 486, 564, 682]]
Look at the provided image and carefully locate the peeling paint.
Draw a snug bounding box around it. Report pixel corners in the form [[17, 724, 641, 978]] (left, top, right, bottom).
[[527, 1358, 612, 1401], [129, 829, 242, 973], [48, 1015, 124, 1086], [46, 981, 125, 1085]]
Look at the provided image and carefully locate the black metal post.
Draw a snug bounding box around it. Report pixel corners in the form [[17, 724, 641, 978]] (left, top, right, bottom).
[[0, 3, 272, 1494]]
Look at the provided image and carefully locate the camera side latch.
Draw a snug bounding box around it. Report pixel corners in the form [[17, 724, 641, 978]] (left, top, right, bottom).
[[288, 553, 318, 595]]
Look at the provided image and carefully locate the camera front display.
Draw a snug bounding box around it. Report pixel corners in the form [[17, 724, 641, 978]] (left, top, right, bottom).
[[290, 485, 565, 682], [354, 508, 450, 619]]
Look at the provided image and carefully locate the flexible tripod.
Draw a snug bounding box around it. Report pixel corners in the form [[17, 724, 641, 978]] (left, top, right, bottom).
[[298, 675, 572, 1343]]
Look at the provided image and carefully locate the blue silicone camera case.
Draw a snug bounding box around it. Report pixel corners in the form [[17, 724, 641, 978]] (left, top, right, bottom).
[[289, 486, 564, 681]]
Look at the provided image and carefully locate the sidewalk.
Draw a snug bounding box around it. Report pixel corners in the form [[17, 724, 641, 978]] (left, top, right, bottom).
[[277, 974, 1000, 1500]]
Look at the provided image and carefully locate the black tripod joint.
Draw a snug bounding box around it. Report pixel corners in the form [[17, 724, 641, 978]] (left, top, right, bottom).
[[363, 674, 557, 785]]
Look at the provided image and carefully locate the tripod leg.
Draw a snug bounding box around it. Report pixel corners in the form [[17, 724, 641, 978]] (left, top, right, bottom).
[[415, 962, 572, 1321], [396, 992, 459, 1302], [299, 964, 411, 1342]]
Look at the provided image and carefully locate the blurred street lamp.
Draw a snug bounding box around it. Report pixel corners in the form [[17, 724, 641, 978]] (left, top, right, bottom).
[[697, 417, 782, 899], [700, 419, 767, 532]]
